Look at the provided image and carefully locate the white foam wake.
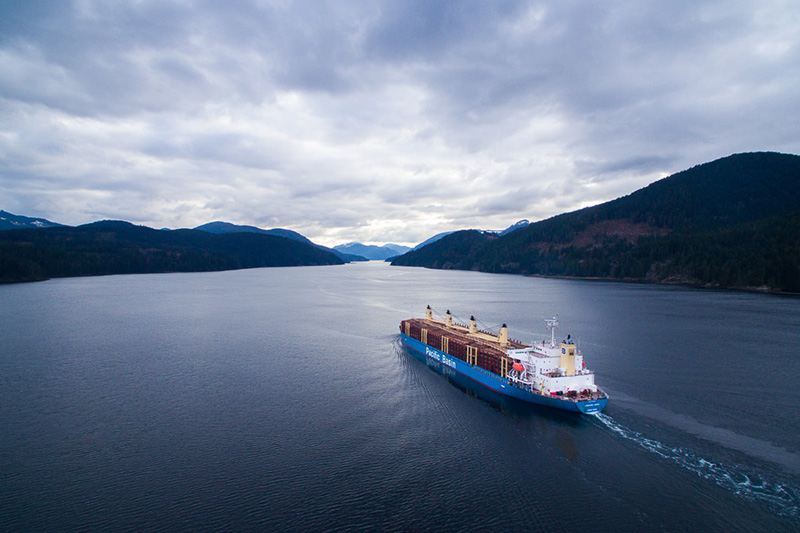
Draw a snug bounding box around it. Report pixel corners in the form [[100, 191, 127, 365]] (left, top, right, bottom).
[[594, 412, 800, 518]]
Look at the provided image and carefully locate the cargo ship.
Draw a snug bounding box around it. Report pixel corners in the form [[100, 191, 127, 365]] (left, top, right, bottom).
[[400, 306, 609, 414]]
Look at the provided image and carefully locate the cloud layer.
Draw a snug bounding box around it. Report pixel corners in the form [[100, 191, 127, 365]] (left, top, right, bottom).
[[1, 0, 798, 245]]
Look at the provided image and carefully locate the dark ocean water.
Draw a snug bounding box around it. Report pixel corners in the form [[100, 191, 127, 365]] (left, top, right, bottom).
[[1, 262, 799, 532]]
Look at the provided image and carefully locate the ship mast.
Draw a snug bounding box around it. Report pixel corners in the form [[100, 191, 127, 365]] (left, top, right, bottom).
[[545, 316, 559, 347]]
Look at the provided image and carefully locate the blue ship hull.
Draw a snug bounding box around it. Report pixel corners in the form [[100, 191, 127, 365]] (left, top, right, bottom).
[[401, 332, 608, 414]]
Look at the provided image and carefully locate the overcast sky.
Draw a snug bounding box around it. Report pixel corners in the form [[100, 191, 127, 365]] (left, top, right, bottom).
[[1, 1, 798, 246]]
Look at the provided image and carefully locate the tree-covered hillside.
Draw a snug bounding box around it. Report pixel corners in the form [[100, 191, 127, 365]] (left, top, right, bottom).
[[193, 220, 359, 262], [393, 152, 800, 292], [0, 221, 344, 283], [0, 210, 64, 230]]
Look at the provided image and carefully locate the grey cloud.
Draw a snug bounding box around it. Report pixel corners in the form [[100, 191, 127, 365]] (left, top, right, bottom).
[[364, 1, 524, 61]]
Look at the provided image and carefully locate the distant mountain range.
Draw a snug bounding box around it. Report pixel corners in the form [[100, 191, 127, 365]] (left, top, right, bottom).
[[326, 219, 529, 260], [194, 222, 417, 261], [332, 242, 411, 261], [0, 212, 528, 266], [392, 152, 800, 293], [0, 213, 420, 282]]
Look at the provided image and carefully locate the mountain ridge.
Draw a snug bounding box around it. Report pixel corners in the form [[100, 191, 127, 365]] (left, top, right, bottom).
[[332, 242, 411, 261], [0, 210, 65, 230], [392, 152, 800, 293], [0, 221, 344, 283], [193, 221, 364, 262], [194, 221, 313, 243]]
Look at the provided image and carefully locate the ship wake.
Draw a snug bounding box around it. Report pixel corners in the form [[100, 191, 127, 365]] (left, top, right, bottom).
[[594, 412, 800, 519]]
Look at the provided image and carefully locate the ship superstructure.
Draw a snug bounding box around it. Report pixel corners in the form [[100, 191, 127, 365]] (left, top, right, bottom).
[[400, 306, 608, 414]]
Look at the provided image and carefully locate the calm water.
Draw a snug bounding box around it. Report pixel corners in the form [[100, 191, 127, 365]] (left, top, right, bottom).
[[1, 262, 799, 532]]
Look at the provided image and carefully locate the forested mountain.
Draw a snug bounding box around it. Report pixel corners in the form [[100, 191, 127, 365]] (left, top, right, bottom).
[[0, 210, 65, 230], [0, 221, 344, 283], [392, 152, 800, 292], [194, 220, 361, 262], [409, 220, 529, 252], [499, 219, 530, 235], [194, 221, 313, 243]]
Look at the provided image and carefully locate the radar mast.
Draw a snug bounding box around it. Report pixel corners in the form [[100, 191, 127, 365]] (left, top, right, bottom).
[[545, 316, 559, 347]]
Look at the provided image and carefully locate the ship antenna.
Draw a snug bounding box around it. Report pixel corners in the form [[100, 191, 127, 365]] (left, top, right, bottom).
[[545, 316, 559, 347]]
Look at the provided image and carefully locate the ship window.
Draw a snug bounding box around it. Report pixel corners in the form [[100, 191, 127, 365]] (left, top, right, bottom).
[[562, 348, 565, 354]]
